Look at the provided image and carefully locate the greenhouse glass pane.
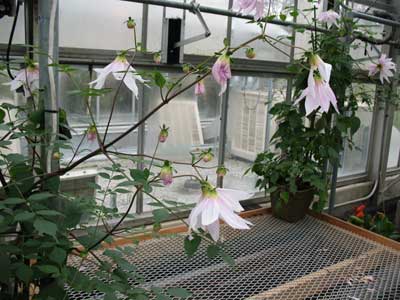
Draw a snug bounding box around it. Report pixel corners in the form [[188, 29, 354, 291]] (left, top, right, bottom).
[[387, 110, 400, 169], [59, 0, 142, 50], [0, 3, 25, 44], [146, 0, 228, 55], [59, 65, 140, 160], [223, 76, 288, 192], [142, 73, 221, 212], [338, 84, 375, 177], [232, 0, 294, 62]]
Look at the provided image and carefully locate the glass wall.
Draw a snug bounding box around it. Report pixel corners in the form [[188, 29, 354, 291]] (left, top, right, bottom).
[[339, 84, 375, 177], [224, 76, 287, 192], [387, 110, 400, 169], [59, 0, 143, 50], [142, 73, 221, 211]]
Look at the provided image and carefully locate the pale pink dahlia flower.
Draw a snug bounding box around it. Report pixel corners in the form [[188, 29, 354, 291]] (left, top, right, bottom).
[[189, 181, 252, 241]]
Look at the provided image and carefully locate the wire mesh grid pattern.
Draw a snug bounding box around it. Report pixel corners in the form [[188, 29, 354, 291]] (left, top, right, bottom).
[[67, 214, 400, 300]]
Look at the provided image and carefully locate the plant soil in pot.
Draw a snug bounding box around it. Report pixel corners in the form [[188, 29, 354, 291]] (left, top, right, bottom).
[[271, 186, 315, 223]]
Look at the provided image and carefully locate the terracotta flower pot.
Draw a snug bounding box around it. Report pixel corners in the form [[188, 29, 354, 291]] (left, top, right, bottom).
[[271, 186, 315, 223]]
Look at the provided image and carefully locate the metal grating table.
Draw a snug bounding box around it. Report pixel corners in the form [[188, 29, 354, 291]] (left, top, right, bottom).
[[67, 212, 400, 300]]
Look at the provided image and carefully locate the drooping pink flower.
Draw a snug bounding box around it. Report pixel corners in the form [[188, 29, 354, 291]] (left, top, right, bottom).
[[4, 63, 39, 97], [160, 161, 173, 186], [318, 10, 340, 28], [90, 54, 145, 98], [159, 124, 169, 143], [212, 54, 231, 96], [295, 72, 339, 116], [188, 181, 252, 241], [194, 79, 205, 96], [368, 54, 396, 84], [236, 0, 265, 20]]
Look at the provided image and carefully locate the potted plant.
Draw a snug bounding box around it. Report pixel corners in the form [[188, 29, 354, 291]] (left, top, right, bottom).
[[249, 7, 384, 222]]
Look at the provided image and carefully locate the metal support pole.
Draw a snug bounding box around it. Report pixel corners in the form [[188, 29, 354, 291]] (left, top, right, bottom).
[[38, 0, 59, 179], [217, 0, 233, 188], [135, 3, 149, 214]]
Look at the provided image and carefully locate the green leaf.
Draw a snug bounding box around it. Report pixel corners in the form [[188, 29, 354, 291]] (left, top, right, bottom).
[[167, 287, 191, 298], [153, 208, 169, 223], [3, 197, 25, 205], [16, 263, 32, 284], [33, 218, 58, 238], [280, 191, 289, 204], [37, 264, 59, 275], [0, 256, 11, 283], [14, 211, 35, 222], [49, 247, 67, 265], [36, 210, 63, 217], [206, 244, 220, 258], [154, 72, 166, 88], [220, 249, 235, 266], [0, 108, 5, 124], [184, 235, 201, 257], [279, 14, 287, 21], [28, 192, 54, 201]]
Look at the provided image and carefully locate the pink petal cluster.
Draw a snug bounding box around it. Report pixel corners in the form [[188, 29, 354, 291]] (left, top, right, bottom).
[[295, 72, 338, 116], [90, 55, 145, 98], [160, 161, 173, 186], [368, 54, 396, 84], [235, 0, 265, 20], [295, 55, 339, 116], [212, 54, 232, 96], [318, 10, 340, 28], [195, 79, 205, 96], [5, 64, 39, 97], [189, 182, 252, 241]]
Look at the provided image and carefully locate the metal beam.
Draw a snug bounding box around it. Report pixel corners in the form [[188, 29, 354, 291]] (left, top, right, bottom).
[[121, 0, 329, 33]]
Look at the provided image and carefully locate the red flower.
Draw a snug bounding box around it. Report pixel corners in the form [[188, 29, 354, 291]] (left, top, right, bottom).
[[355, 204, 366, 213], [355, 211, 365, 218]]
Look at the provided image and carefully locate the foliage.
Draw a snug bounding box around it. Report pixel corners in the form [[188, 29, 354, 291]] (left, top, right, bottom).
[[349, 205, 400, 241], [250, 6, 378, 211]]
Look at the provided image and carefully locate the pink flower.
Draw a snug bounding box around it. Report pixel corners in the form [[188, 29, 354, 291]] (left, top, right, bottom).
[[194, 79, 205, 96], [212, 54, 231, 96], [368, 54, 396, 84], [318, 10, 340, 28], [87, 125, 97, 142], [4, 63, 39, 97], [295, 72, 339, 116], [189, 181, 252, 241], [235, 0, 265, 20], [160, 161, 173, 186], [153, 52, 161, 64], [90, 54, 145, 98]]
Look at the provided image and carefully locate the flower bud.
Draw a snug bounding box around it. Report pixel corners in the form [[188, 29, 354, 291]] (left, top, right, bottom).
[[87, 125, 97, 142], [200, 149, 214, 163], [126, 17, 136, 29], [182, 64, 191, 73], [195, 79, 205, 96], [245, 47, 256, 59], [153, 52, 161, 64], [160, 161, 173, 186], [53, 152, 61, 160], [216, 166, 228, 177], [159, 124, 169, 143]]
